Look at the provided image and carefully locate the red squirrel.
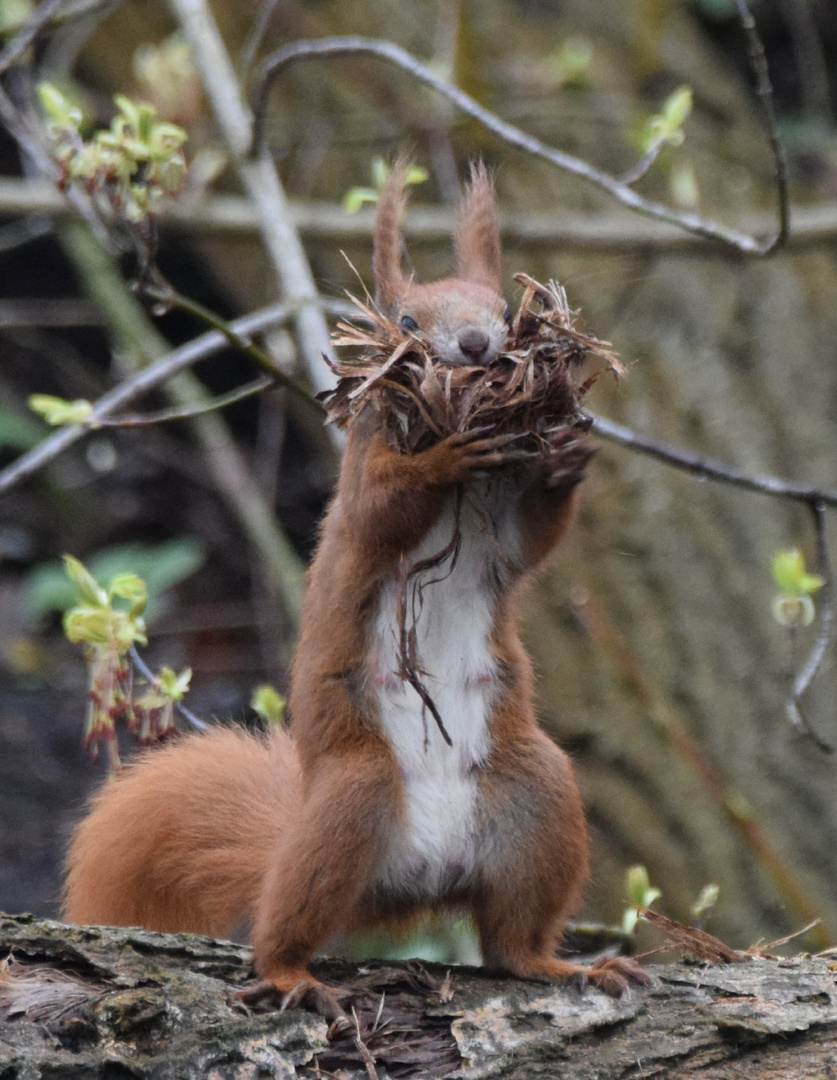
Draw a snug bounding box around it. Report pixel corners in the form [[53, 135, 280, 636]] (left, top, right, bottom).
[[64, 161, 646, 998]]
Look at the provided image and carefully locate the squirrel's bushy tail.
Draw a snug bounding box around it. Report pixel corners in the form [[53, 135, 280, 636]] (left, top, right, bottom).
[[63, 727, 301, 937]]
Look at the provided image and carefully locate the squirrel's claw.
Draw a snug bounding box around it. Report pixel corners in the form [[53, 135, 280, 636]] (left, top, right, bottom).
[[235, 976, 350, 1023]]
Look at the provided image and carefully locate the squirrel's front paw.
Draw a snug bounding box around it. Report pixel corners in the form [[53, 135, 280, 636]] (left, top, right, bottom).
[[434, 428, 529, 480], [542, 427, 597, 493]]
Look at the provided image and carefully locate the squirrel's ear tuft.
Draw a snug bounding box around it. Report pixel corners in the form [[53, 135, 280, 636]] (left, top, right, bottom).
[[454, 161, 502, 293], [373, 157, 411, 312]]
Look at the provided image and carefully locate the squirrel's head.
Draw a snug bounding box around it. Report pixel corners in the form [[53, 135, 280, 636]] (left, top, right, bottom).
[[373, 160, 510, 367]]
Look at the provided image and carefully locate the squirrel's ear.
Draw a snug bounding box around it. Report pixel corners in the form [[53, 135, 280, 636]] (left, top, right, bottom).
[[373, 158, 410, 312], [454, 161, 502, 293]]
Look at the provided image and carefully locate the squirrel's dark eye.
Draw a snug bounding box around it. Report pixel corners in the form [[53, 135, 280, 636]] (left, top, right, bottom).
[[503, 306, 513, 327], [400, 315, 419, 333]]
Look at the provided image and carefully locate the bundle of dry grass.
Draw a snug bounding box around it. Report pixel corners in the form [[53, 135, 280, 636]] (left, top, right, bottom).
[[322, 273, 623, 452]]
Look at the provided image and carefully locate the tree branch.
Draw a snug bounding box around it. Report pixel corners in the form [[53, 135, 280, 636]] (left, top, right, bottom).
[[0, 300, 296, 495], [168, 0, 338, 413], [4, 915, 837, 1080], [251, 32, 786, 255], [140, 281, 322, 409], [591, 414, 837, 509], [733, 0, 790, 252], [96, 374, 275, 428], [8, 178, 837, 252], [786, 502, 835, 751], [592, 414, 837, 750]]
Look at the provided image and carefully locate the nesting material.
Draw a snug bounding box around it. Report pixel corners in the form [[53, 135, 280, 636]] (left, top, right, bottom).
[[322, 273, 623, 451]]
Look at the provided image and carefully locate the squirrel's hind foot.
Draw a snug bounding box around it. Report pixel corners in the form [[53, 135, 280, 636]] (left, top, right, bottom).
[[581, 954, 654, 996], [502, 952, 652, 997], [236, 972, 350, 1023]]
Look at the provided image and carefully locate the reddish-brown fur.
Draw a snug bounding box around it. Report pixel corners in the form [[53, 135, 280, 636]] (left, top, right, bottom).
[[374, 160, 509, 367], [64, 162, 647, 999], [64, 727, 301, 936]]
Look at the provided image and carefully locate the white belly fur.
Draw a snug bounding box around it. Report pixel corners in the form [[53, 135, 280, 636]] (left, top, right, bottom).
[[371, 479, 521, 901]]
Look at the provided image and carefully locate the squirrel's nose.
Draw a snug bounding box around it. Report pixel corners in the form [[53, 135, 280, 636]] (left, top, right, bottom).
[[458, 327, 490, 360]]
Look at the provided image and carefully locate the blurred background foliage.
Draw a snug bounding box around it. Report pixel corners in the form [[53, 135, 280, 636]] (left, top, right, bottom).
[[1, 0, 837, 959]]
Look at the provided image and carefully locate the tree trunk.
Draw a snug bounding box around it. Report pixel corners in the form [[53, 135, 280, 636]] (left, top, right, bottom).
[[503, 2, 837, 952], [527, 240, 837, 949]]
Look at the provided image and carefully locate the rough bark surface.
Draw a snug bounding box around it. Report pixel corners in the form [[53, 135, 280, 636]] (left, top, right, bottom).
[[1, 914, 836, 1078]]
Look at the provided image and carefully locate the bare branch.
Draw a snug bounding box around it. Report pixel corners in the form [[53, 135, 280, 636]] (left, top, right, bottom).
[[592, 415, 837, 750], [591, 414, 837, 509], [733, 0, 790, 253], [0, 301, 296, 495], [618, 142, 668, 187], [8, 178, 837, 253], [251, 34, 785, 255], [168, 0, 338, 410], [97, 374, 274, 428], [237, 0, 280, 79], [140, 282, 321, 409]]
